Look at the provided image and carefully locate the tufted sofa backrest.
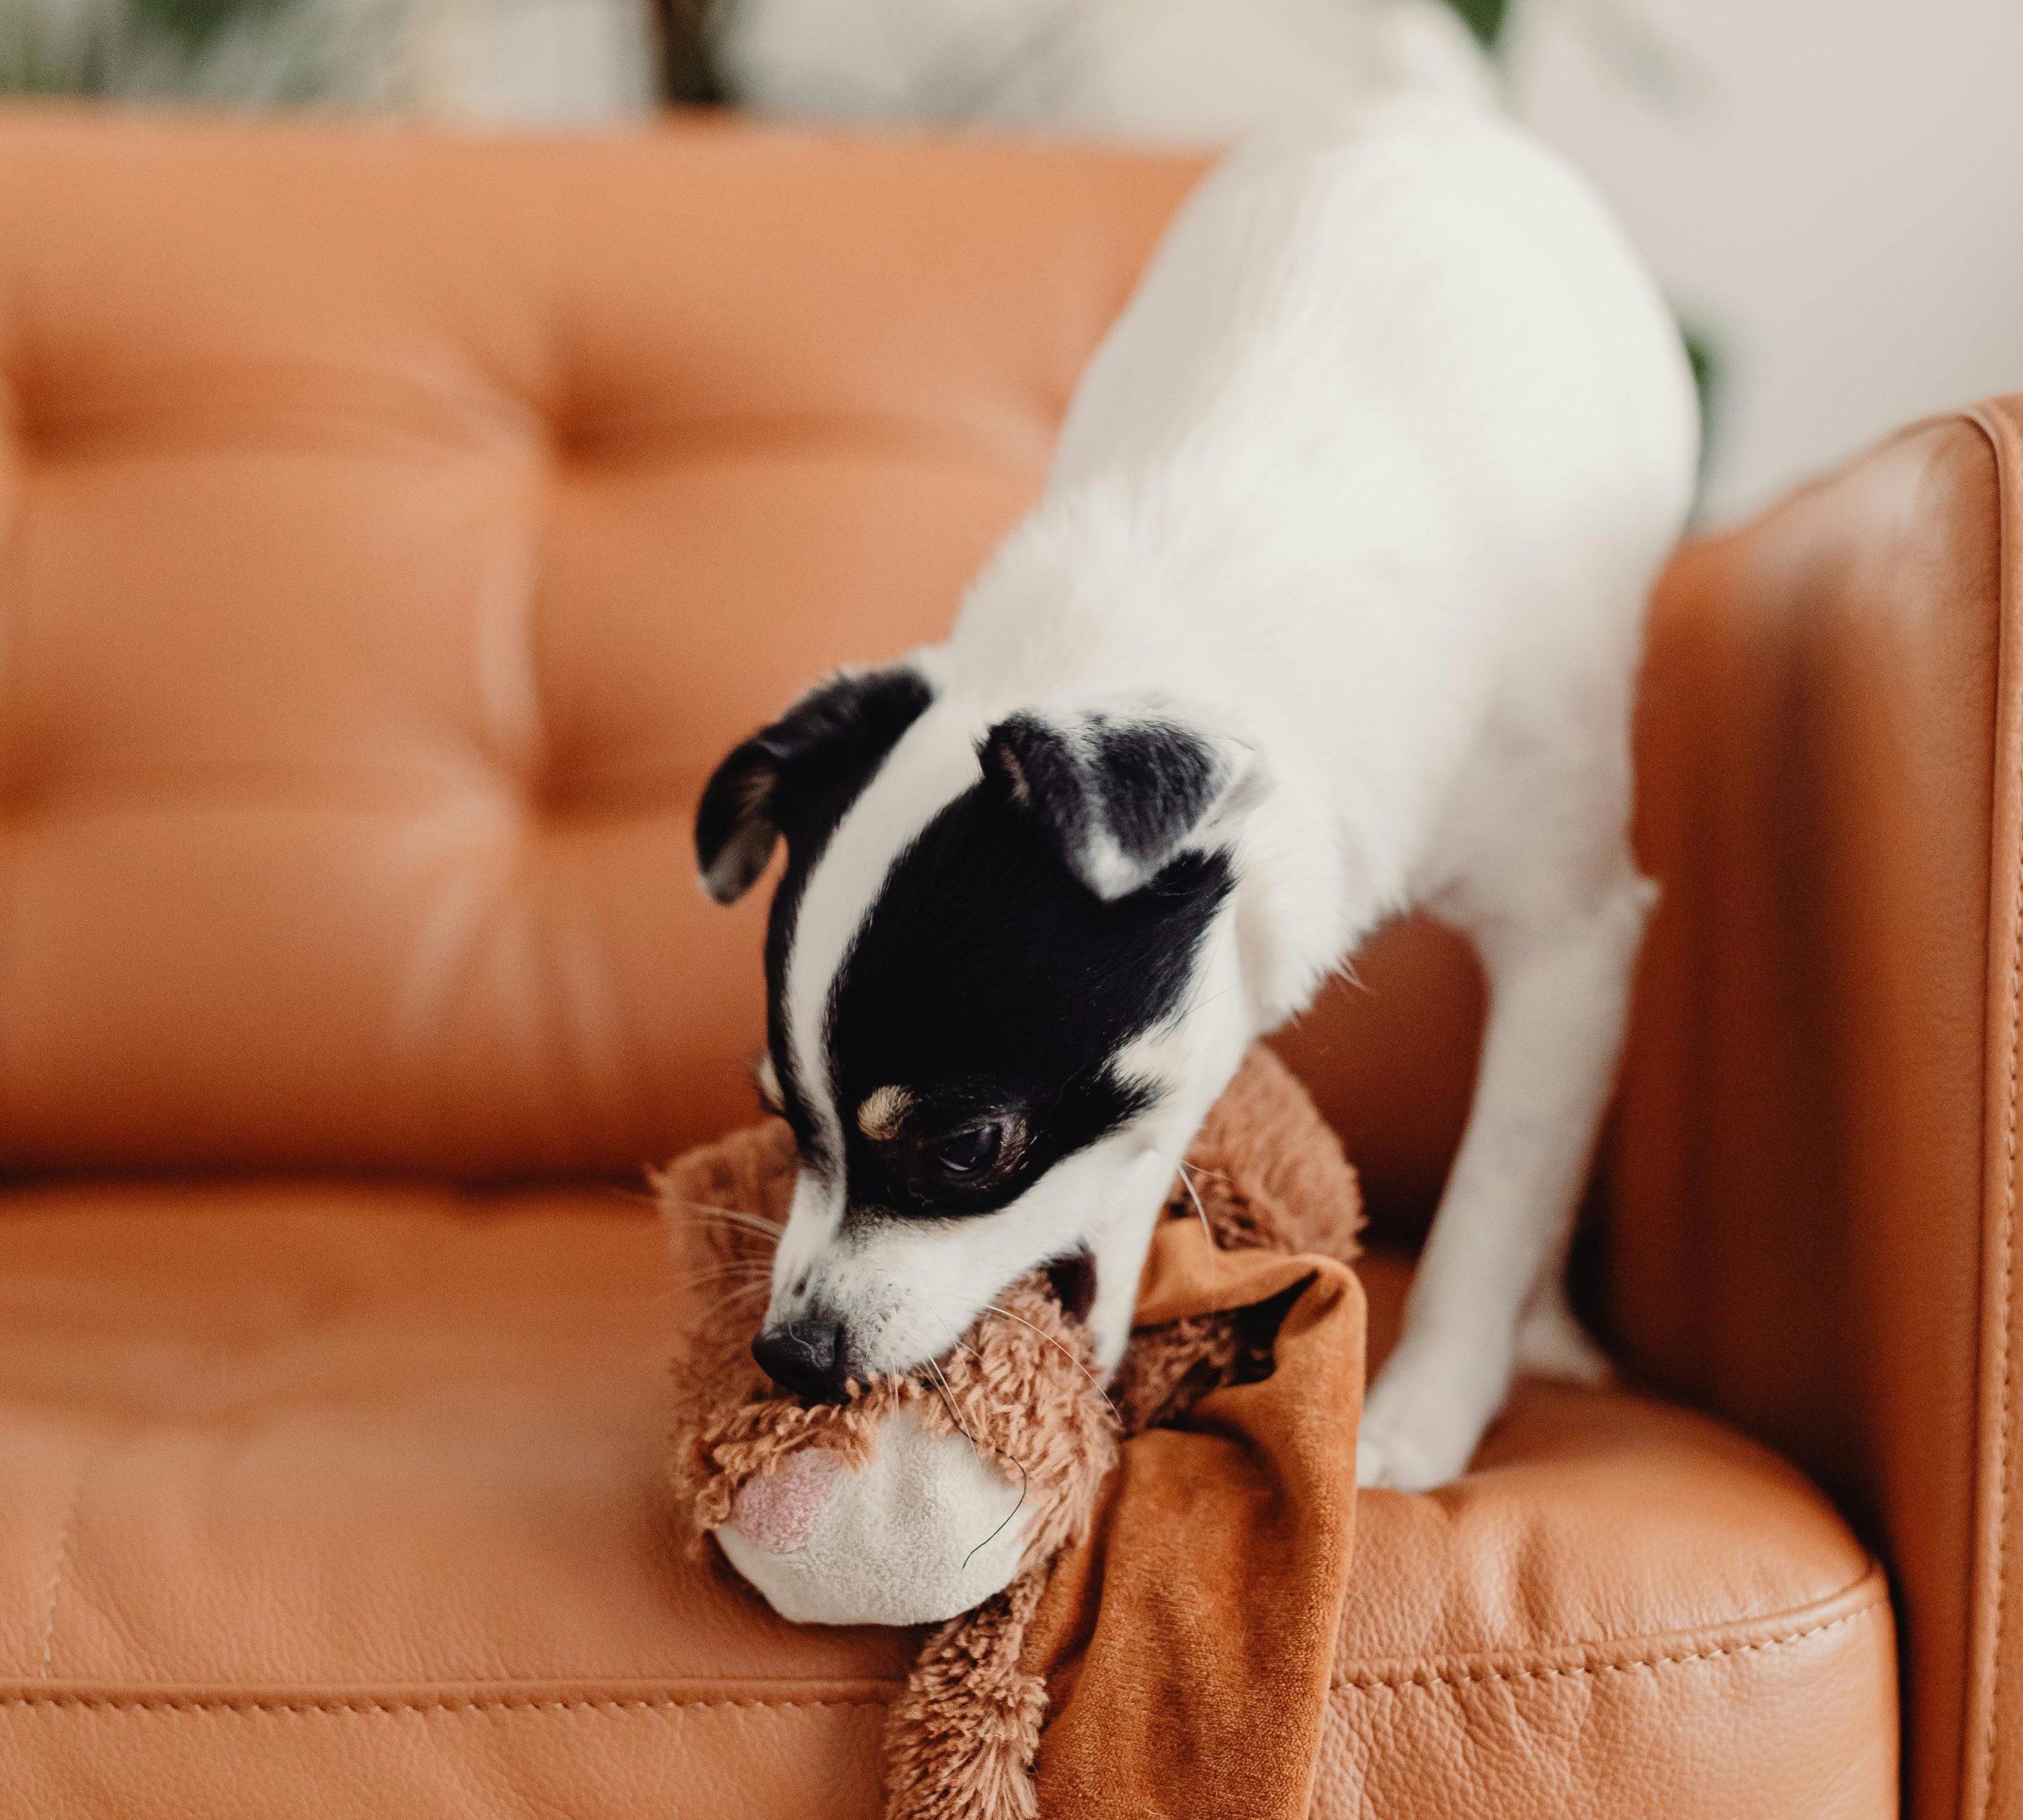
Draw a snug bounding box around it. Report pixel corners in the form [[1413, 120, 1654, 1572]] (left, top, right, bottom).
[[0, 111, 1485, 1215]]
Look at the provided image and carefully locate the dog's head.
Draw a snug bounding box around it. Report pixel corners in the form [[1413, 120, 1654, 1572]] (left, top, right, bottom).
[[697, 664, 1264, 1398]]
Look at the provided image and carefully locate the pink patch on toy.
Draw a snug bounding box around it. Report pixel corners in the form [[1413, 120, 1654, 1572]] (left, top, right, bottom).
[[729, 1448, 846, 1555]]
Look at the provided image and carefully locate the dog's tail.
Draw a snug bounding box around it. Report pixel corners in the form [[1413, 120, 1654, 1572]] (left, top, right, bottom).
[[1370, 0, 1502, 110]]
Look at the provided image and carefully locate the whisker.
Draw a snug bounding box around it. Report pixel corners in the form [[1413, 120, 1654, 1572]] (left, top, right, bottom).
[[696, 1275, 772, 1295], [918, 1298, 988, 1372], [1174, 978, 1240, 1025], [683, 1263, 778, 1292], [691, 1281, 774, 1321], [907, 1297, 1030, 1569], [1175, 1160, 1215, 1244], [669, 1200, 784, 1238], [669, 1198, 785, 1229], [980, 1304, 1120, 1422], [921, 1351, 979, 1451], [963, 1452, 1030, 1573], [914, 1287, 1120, 1423]]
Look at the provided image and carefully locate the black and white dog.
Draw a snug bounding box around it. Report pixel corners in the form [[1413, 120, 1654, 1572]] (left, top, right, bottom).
[[696, 83, 1697, 1490]]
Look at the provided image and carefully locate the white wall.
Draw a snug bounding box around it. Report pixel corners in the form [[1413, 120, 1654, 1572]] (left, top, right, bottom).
[[400, 0, 656, 124], [1509, 0, 2023, 522], [719, 0, 2023, 523]]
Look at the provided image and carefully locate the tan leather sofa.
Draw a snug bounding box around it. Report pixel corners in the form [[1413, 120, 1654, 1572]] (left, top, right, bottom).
[[0, 105, 2010, 1819]]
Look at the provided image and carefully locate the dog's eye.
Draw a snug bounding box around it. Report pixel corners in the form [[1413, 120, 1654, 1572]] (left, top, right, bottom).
[[921, 1122, 1004, 1182]]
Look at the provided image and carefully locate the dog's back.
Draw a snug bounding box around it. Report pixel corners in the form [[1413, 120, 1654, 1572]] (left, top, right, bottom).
[[945, 89, 1697, 993]]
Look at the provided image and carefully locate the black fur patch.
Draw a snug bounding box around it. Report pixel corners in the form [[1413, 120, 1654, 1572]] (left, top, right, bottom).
[[694, 665, 934, 1163], [979, 710, 1230, 899], [824, 777, 1232, 1223], [1092, 718, 1223, 864]]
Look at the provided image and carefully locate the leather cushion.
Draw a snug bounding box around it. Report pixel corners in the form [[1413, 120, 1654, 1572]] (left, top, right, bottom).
[[1614, 406, 2020, 1820], [0, 111, 1485, 1247], [0, 112, 1190, 1180], [0, 1183, 1893, 1817]]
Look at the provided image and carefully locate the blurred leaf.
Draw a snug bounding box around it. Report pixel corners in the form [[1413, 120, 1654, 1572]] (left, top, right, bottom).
[[1682, 326, 1715, 413], [1677, 316, 1721, 501], [1439, 0, 1509, 51], [0, 0, 103, 92], [127, 0, 292, 53], [0, 0, 404, 102]]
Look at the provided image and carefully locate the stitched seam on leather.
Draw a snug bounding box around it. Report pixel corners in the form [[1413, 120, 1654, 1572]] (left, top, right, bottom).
[[0, 1695, 888, 1716], [0, 1604, 1886, 1717], [0, 1603, 1879, 1719], [1968, 398, 2022, 1820], [1983, 765, 2018, 1820], [1332, 1598, 1882, 1694]]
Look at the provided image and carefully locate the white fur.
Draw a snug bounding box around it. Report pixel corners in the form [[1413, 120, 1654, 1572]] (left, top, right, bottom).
[[764, 84, 1697, 1489]]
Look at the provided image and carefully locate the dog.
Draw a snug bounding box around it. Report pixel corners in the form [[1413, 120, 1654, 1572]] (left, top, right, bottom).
[[694, 77, 1697, 1490]]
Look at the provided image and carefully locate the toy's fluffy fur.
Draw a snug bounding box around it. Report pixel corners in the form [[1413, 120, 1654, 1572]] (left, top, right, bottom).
[[698, 60, 1695, 1488], [667, 1047, 1362, 1819]]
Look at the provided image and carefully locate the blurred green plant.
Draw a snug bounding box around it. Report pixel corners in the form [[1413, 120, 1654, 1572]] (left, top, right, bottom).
[[1441, 0, 1508, 52], [0, 0, 400, 103], [1678, 322, 1720, 486], [130, 0, 293, 51]]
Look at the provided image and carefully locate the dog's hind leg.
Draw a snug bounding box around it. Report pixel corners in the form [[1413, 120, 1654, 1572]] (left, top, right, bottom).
[[1355, 867, 1652, 1489]]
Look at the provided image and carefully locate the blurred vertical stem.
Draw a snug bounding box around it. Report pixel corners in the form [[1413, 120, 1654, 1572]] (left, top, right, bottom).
[[654, 0, 724, 102]]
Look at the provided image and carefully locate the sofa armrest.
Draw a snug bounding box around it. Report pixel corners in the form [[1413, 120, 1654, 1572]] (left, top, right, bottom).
[[1610, 398, 2023, 1820]]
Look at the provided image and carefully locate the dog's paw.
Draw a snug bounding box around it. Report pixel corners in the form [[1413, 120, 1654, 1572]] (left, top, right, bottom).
[[1355, 1422, 1454, 1491], [1354, 1363, 1495, 1491], [1512, 1290, 1614, 1387], [1351, 1334, 1513, 1496]]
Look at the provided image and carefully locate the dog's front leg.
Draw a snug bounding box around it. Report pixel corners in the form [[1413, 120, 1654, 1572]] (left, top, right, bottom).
[[1356, 876, 1655, 1490]]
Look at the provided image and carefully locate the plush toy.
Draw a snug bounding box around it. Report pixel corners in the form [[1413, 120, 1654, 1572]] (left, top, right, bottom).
[[677, 1253, 1115, 1630], [664, 1047, 1364, 1820]]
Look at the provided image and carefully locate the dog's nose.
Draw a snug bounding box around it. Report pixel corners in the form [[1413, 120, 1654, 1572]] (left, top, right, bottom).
[[752, 1317, 851, 1400]]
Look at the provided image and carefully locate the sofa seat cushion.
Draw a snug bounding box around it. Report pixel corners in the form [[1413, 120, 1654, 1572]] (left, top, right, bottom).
[[0, 1184, 1893, 1818]]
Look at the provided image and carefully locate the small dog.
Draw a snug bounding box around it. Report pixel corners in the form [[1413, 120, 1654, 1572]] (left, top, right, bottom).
[[695, 81, 1697, 1489]]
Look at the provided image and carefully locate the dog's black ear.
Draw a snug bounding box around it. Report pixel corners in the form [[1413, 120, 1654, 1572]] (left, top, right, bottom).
[[978, 700, 1262, 901], [696, 665, 935, 904]]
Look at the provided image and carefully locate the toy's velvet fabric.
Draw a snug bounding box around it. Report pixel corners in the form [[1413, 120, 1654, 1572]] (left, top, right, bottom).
[[1023, 1201, 1366, 1818]]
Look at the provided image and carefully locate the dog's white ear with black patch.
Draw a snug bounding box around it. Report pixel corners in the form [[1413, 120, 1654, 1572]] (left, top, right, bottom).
[[978, 699, 1264, 901], [695, 665, 935, 904]]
